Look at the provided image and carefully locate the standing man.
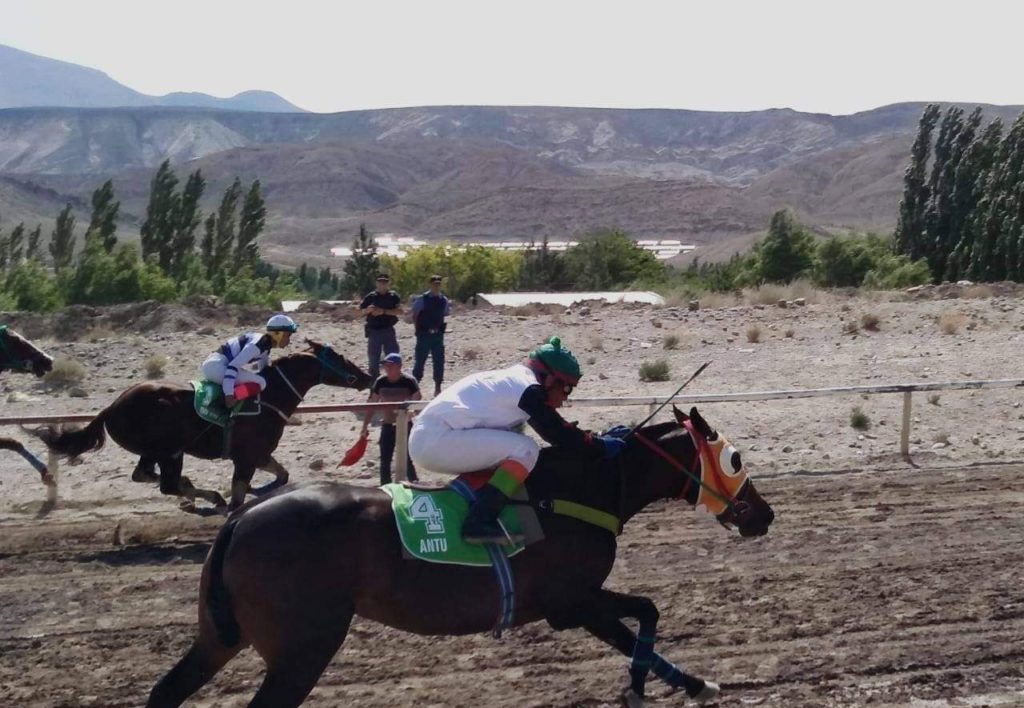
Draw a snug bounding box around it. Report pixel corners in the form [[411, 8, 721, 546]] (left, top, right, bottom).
[[359, 352, 421, 484], [411, 274, 450, 396], [360, 273, 402, 379]]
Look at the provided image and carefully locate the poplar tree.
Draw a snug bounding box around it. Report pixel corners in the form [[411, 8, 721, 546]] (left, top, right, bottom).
[[171, 169, 205, 279], [49, 203, 76, 272], [26, 225, 42, 262], [235, 179, 266, 273], [88, 179, 120, 253], [949, 118, 1003, 280], [140, 160, 180, 270], [895, 104, 941, 261]]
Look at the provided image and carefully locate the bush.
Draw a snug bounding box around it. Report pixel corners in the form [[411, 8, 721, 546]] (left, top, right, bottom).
[[860, 312, 881, 331], [784, 328, 795, 338], [564, 229, 666, 290], [144, 355, 167, 379], [746, 325, 762, 343], [3, 262, 63, 311], [939, 312, 965, 334], [639, 359, 671, 382], [842, 319, 859, 335], [850, 406, 870, 430], [44, 357, 86, 388], [928, 393, 941, 406], [462, 348, 480, 361], [663, 333, 680, 350]]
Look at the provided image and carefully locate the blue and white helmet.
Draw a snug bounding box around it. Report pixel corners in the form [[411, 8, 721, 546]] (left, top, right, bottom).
[[266, 314, 299, 333]]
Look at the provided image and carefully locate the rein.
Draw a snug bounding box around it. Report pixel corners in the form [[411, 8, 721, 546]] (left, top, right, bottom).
[[634, 424, 737, 514]]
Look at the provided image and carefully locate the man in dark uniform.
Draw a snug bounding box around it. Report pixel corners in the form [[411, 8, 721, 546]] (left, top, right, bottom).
[[359, 352, 421, 484], [360, 273, 403, 379], [411, 274, 450, 396]]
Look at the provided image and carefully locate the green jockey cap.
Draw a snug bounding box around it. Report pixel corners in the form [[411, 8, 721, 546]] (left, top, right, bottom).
[[528, 336, 582, 384]]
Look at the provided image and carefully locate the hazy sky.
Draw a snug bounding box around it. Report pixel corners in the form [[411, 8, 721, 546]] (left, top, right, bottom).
[[2, 0, 1021, 115]]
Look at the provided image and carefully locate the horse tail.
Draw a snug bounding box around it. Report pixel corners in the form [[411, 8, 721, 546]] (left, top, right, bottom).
[[206, 518, 242, 648], [30, 404, 112, 458]]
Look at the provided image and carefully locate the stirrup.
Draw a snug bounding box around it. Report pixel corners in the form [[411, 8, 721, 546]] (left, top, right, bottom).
[[463, 524, 523, 547]]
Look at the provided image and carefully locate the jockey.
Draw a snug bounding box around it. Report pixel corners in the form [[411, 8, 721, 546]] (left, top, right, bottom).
[[408, 336, 626, 546], [201, 315, 298, 407]]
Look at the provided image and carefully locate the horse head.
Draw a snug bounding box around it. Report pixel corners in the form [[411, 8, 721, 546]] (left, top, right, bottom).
[[0, 326, 54, 378], [304, 339, 373, 391], [628, 406, 774, 538]]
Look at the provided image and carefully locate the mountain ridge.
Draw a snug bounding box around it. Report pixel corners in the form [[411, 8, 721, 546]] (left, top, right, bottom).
[[0, 43, 303, 112]]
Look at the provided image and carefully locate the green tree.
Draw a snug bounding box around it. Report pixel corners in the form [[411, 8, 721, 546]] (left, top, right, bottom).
[[972, 113, 1024, 281], [211, 178, 242, 286], [895, 104, 941, 261], [0, 231, 7, 273], [520, 235, 568, 290], [235, 179, 266, 273], [341, 224, 380, 297], [88, 179, 120, 253], [563, 229, 664, 290], [948, 118, 1003, 280], [200, 212, 216, 276], [3, 261, 63, 311], [49, 203, 76, 272], [171, 169, 205, 279], [7, 223, 25, 266], [140, 160, 180, 270], [923, 107, 973, 279], [25, 225, 42, 262], [753, 209, 816, 283]]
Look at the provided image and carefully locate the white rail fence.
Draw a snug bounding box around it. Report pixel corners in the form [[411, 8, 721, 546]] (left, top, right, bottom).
[[2, 378, 1022, 480]]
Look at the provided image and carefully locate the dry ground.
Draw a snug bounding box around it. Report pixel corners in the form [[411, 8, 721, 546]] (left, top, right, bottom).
[[2, 287, 1024, 706]]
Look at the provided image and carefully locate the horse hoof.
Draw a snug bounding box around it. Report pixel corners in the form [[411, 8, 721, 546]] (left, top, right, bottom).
[[41, 473, 57, 488], [620, 688, 643, 708], [693, 681, 720, 704], [179, 500, 197, 513]]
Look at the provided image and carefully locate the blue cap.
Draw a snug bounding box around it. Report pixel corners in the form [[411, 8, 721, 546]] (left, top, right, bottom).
[[382, 352, 402, 365]]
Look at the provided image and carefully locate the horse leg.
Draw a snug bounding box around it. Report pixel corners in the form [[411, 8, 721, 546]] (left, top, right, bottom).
[[159, 454, 226, 510], [247, 606, 354, 708], [147, 631, 243, 708], [228, 460, 256, 511], [132, 456, 159, 483], [555, 588, 718, 706], [583, 615, 718, 704], [251, 456, 289, 496]]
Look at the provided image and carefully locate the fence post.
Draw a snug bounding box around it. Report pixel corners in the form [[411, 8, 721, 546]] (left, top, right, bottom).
[[900, 391, 913, 457], [395, 408, 410, 481]]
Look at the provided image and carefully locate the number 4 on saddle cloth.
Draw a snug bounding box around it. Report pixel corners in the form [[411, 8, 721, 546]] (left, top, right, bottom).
[[384, 476, 543, 566]]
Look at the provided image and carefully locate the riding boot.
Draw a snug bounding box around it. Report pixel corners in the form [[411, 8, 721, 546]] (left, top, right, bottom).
[[462, 484, 524, 547]]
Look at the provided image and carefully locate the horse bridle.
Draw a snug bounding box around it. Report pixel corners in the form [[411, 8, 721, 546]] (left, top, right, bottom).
[[0, 326, 35, 373], [315, 345, 359, 386]]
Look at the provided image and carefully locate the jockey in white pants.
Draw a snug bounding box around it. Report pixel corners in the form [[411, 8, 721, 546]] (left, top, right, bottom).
[[201, 315, 298, 407], [409, 336, 626, 546]]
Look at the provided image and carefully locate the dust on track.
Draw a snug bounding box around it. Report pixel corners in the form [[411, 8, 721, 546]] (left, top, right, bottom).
[[2, 462, 1023, 707]]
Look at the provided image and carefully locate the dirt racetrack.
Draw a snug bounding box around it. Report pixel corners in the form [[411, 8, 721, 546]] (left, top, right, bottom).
[[3, 290, 1024, 706], [2, 461, 1023, 707]]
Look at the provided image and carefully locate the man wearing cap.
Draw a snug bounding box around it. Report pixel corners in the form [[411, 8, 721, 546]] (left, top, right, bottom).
[[360, 273, 403, 379], [411, 274, 451, 396], [359, 352, 421, 484]]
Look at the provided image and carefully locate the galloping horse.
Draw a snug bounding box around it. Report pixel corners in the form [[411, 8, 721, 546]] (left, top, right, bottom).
[[0, 324, 55, 485], [33, 341, 372, 510], [148, 406, 774, 707]]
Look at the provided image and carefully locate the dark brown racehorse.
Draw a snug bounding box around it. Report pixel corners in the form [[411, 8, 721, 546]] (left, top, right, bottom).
[[32, 341, 372, 511], [0, 325, 55, 486], [148, 406, 774, 707]]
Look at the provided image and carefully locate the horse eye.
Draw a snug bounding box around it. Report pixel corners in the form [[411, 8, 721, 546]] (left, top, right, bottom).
[[731, 451, 742, 472]]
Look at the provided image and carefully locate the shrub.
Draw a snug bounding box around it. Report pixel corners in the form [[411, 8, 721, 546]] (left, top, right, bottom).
[[44, 357, 86, 388], [860, 312, 881, 331], [639, 359, 671, 382], [746, 325, 762, 343], [145, 355, 167, 379], [939, 312, 965, 335], [663, 333, 680, 350], [850, 406, 870, 430], [934, 431, 950, 445], [842, 319, 859, 335], [784, 328, 795, 338], [462, 348, 480, 361], [928, 393, 941, 406], [589, 335, 605, 351]]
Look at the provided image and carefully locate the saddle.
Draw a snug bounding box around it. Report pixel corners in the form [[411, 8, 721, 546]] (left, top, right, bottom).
[[191, 380, 261, 428]]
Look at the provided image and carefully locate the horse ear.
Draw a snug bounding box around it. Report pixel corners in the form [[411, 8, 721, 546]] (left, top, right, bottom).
[[304, 337, 321, 351], [672, 405, 689, 425], [689, 406, 714, 438]]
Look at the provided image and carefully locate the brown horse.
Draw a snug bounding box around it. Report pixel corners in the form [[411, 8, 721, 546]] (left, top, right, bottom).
[[1, 324, 55, 486], [32, 341, 372, 511], [148, 406, 774, 707]]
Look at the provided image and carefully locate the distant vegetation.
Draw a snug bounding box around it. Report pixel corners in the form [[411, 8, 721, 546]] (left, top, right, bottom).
[[4, 101, 1024, 315]]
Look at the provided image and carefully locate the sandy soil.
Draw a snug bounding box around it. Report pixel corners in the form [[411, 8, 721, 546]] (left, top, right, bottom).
[[2, 287, 1024, 706]]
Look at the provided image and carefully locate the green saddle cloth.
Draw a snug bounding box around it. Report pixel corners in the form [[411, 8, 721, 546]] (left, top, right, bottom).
[[191, 380, 230, 427], [384, 483, 529, 567]]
